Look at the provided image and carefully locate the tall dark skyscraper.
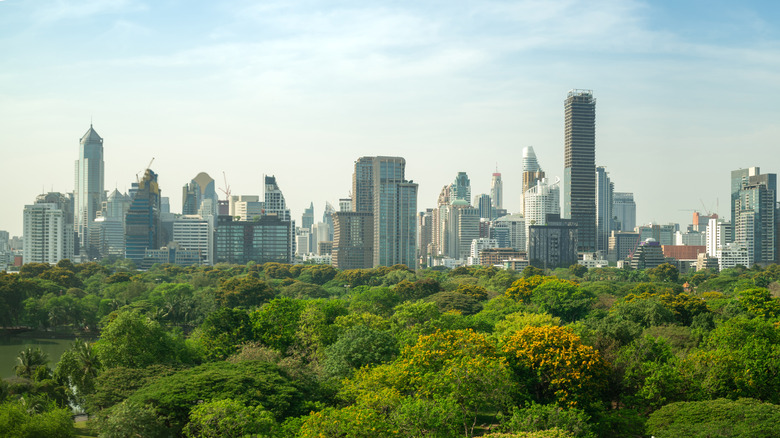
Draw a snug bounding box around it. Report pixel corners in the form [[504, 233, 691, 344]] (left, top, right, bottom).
[[563, 89, 597, 253]]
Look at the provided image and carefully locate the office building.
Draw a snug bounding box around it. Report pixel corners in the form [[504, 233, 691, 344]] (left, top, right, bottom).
[[630, 238, 665, 270], [74, 125, 105, 256], [476, 194, 492, 220], [731, 167, 760, 237], [301, 202, 315, 230], [596, 166, 613, 253], [733, 170, 776, 265], [607, 231, 640, 264], [333, 156, 417, 269], [447, 200, 480, 260], [491, 171, 503, 211], [563, 90, 596, 253], [528, 213, 578, 269], [172, 215, 213, 265], [450, 172, 471, 204], [125, 169, 162, 266], [492, 213, 526, 251], [182, 172, 217, 217], [521, 146, 545, 213], [215, 215, 293, 264], [469, 238, 498, 265], [613, 192, 636, 232], [332, 212, 374, 269]]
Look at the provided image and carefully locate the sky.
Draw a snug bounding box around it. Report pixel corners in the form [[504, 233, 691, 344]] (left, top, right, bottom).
[[1, 0, 780, 237]]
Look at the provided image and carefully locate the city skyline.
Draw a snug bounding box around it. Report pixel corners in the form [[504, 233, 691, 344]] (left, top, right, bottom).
[[2, 1, 780, 236]]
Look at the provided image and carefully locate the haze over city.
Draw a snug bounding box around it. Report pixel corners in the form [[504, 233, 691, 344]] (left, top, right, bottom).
[[2, 0, 780, 236]]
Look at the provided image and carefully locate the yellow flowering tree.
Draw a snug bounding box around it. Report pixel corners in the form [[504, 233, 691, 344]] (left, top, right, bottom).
[[502, 326, 608, 408]]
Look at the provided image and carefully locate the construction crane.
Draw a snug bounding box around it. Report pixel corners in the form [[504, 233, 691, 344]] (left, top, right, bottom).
[[219, 171, 231, 200], [136, 157, 155, 183]]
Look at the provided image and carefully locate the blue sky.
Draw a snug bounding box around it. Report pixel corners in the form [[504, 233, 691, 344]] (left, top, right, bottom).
[[2, 0, 779, 237]]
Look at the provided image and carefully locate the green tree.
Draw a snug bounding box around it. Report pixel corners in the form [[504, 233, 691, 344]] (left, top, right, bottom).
[[183, 399, 275, 438], [54, 340, 101, 405], [194, 307, 253, 361], [94, 310, 192, 368], [530, 279, 595, 323], [215, 274, 275, 308], [501, 403, 596, 438], [14, 347, 49, 379], [0, 400, 75, 438], [647, 263, 679, 283], [324, 326, 398, 378], [127, 361, 305, 434], [251, 298, 305, 353], [95, 400, 169, 438], [646, 398, 780, 438]]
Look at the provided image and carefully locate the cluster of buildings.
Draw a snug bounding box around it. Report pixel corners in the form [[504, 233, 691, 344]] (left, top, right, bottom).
[[2, 90, 778, 273]]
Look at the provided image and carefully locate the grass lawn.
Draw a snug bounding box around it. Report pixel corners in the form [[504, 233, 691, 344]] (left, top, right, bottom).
[[74, 420, 98, 438]]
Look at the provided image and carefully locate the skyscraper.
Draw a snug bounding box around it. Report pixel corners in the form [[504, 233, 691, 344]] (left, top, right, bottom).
[[613, 192, 636, 232], [563, 89, 597, 253], [450, 172, 471, 204], [490, 171, 503, 211], [125, 169, 162, 265], [733, 170, 776, 265], [74, 125, 105, 256], [301, 202, 315, 230], [524, 177, 561, 251], [731, 167, 760, 237], [23, 193, 76, 264], [521, 147, 545, 213], [595, 166, 614, 253], [333, 156, 418, 269], [182, 172, 217, 216]]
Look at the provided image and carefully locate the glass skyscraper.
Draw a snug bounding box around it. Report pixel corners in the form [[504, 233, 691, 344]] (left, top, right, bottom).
[[74, 125, 104, 256]]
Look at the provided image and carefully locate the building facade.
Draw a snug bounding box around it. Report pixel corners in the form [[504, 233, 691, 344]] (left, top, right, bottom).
[[563, 90, 596, 253], [528, 214, 578, 269], [74, 125, 105, 256]]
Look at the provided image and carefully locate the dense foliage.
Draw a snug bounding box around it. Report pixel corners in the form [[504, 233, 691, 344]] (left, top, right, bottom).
[[3, 261, 780, 437]]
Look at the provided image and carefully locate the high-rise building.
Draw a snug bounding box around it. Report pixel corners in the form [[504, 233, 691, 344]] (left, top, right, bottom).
[[492, 214, 526, 251], [418, 209, 433, 268], [596, 166, 613, 253], [23, 193, 76, 264], [521, 146, 545, 213], [524, 177, 560, 251], [607, 231, 640, 264], [322, 202, 336, 242], [490, 171, 503, 211], [215, 215, 293, 264], [528, 214, 578, 269], [475, 194, 492, 219], [734, 170, 776, 265], [613, 192, 636, 232], [74, 125, 105, 256], [563, 90, 596, 253], [333, 156, 417, 269], [172, 215, 213, 265], [302, 202, 315, 230], [264, 176, 291, 222], [125, 169, 162, 266], [706, 218, 732, 257], [450, 172, 471, 204], [182, 172, 217, 216], [731, 167, 760, 237], [447, 200, 480, 260], [331, 212, 373, 269]]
